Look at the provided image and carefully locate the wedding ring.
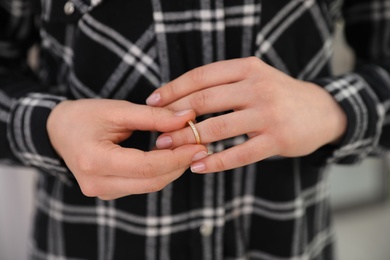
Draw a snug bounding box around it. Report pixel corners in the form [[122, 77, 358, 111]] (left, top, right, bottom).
[[187, 120, 201, 144]]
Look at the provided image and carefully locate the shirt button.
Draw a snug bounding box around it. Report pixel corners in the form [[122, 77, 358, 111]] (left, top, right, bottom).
[[64, 1, 75, 15], [199, 223, 213, 237]]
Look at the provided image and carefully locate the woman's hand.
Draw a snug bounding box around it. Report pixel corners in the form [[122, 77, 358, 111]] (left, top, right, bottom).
[[47, 99, 207, 200], [146, 57, 347, 173]]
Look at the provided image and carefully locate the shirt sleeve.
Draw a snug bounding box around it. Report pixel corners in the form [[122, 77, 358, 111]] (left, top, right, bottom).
[[0, 0, 72, 184], [312, 0, 390, 164]]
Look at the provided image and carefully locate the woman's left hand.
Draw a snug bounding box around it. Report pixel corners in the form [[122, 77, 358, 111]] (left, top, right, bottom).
[[146, 57, 347, 173]]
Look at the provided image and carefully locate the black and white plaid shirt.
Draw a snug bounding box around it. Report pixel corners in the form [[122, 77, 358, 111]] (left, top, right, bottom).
[[1, 0, 390, 259]]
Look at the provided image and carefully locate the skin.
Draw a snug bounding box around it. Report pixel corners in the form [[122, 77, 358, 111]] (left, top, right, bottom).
[[146, 57, 347, 173], [47, 99, 207, 200]]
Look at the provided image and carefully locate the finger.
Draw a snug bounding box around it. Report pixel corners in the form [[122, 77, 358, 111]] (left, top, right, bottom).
[[189, 135, 279, 173], [79, 166, 189, 198], [164, 81, 249, 115], [92, 143, 207, 178], [155, 110, 262, 149], [146, 57, 258, 106], [113, 102, 197, 133]]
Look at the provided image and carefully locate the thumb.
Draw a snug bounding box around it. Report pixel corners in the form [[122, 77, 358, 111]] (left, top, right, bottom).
[[121, 103, 196, 132]]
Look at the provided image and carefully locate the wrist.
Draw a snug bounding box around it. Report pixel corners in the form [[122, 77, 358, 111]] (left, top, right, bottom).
[[306, 81, 347, 145], [47, 100, 73, 158]]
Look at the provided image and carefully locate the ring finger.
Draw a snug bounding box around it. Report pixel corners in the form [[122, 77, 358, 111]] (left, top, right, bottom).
[[156, 109, 263, 149]]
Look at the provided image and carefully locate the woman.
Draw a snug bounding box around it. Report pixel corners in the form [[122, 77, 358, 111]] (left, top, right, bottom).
[[1, 0, 389, 259]]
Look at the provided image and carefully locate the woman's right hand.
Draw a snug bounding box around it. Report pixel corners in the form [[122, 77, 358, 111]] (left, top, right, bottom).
[[47, 99, 208, 200]]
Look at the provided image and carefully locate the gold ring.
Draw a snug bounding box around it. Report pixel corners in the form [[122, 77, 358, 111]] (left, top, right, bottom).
[[187, 120, 201, 144]]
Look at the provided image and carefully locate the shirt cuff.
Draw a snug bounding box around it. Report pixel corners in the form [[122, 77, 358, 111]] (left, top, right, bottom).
[[7, 93, 73, 184], [313, 68, 388, 164]]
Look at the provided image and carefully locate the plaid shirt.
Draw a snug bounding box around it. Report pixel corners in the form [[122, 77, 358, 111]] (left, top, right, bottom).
[[1, 0, 390, 259]]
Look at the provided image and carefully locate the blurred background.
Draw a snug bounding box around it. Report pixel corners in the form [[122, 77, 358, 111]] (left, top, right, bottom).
[[1, 21, 390, 260]]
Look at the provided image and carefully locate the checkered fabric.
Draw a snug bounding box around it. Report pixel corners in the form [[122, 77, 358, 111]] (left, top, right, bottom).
[[1, 0, 390, 259]]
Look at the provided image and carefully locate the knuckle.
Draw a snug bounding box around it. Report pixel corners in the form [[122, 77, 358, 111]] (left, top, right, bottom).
[[189, 66, 206, 85], [139, 162, 156, 178], [246, 56, 262, 67], [150, 108, 165, 128], [174, 156, 184, 170], [145, 179, 166, 193], [277, 134, 295, 151], [165, 82, 178, 99], [183, 128, 196, 144], [265, 129, 288, 153], [98, 195, 115, 201], [170, 151, 182, 170], [79, 180, 99, 197], [191, 89, 213, 110], [214, 155, 228, 171], [207, 119, 228, 137], [243, 56, 262, 75], [152, 107, 165, 117], [235, 150, 253, 165], [75, 155, 96, 176]]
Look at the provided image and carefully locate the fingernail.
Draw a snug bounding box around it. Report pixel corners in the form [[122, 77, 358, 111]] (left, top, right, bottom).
[[156, 136, 172, 149], [192, 151, 208, 161], [174, 109, 192, 116], [146, 93, 161, 106], [191, 162, 206, 173]]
